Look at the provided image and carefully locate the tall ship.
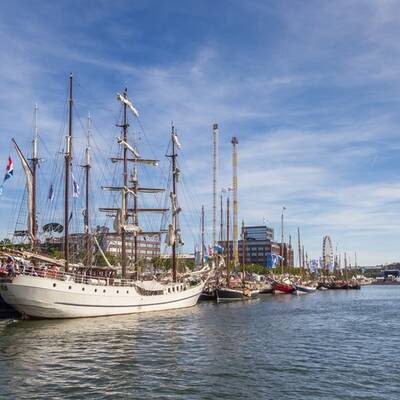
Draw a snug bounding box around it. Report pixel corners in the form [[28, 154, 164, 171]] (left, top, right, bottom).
[[0, 75, 208, 319]]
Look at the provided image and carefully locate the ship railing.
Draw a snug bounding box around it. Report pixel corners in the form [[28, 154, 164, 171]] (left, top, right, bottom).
[[16, 268, 140, 287], [15, 267, 200, 293]]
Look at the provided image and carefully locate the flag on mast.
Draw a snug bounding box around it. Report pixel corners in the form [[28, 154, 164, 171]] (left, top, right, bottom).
[[72, 173, 80, 198], [0, 156, 14, 195]]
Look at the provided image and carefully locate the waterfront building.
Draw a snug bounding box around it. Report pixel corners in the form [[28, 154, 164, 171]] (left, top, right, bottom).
[[219, 224, 294, 268], [41, 226, 160, 261]]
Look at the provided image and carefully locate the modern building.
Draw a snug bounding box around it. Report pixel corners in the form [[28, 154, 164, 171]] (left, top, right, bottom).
[[244, 225, 274, 242], [41, 226, 161, 261], [219, 224, 294, 268]]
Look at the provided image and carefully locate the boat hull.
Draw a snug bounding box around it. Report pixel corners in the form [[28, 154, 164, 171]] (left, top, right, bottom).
[[216, 287, 258, 302], [0, 275, 205, 319], [259, 283, 273, 294], [294, 285, 317, 294], [199, 288, 217, 301], [272, 281, 294, 294]]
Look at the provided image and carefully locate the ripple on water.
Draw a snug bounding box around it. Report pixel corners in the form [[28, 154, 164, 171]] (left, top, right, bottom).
[[0, 286, 399, 399]]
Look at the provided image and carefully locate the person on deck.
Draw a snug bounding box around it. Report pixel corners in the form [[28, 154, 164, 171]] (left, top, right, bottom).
[[6, 257, 16, 277]]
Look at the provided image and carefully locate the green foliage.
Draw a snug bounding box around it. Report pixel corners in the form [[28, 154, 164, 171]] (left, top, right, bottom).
[[243, 264, 269, 275], [48, 249, 63, 259], [95, 252, 121, 267], [151, 257, 171, 271]]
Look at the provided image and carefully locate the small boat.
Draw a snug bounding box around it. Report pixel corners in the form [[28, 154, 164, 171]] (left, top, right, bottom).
[[347, 282, 361, 290], [259, 282, 273, 294], [199, 287, 217, 301], [293, 284, 317, 294], [216, 287, 259, 302], [272, 281, 294, 294]]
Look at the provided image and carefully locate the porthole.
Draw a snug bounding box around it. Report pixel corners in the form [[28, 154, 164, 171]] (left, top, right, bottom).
[[68, 286, 72, 290], [126, 290, 129, 294], [94, 289, 97, 293], [53, 283, 56, 287], [82, 287, 85, 291], [103, 289, 106, 293], [117, 290, 119, 294]]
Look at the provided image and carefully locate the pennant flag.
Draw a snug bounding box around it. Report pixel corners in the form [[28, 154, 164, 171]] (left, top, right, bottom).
[[328, 260, 335, 272], [72, 173, 80, 198], [4, 156, 13, 181], [48, 184, 54, 202], [310, 259, 320, 273], [0, 156, 14, 195]]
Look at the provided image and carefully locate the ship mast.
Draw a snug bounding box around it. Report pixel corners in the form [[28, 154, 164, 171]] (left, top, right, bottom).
[[212, 124, 219, 246], [83, 113, 91, 267], [241, 220, 246, 286], [280, 206, 286, 274], [201, 205, 205, 268], [231, 137, 239, 266], [171, 125, 178, 282], [226, 195, 230, 287], [100, 89, 167, 278], [31, 104, 39, 250], [64, 73, 73, 272], [220, 190, 224, 242], [121, 89, 129, 278], [297, 227, 301, 271]]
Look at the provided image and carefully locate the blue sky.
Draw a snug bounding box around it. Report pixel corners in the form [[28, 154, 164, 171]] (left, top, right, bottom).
[[1, 0, 400, 265]]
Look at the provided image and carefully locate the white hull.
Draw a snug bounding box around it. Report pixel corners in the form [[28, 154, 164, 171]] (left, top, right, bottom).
[[0, 275, 206, 319]]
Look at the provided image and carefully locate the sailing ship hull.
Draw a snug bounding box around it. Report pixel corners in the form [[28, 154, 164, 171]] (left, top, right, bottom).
[[0, 275, 206, 319], [216, 287, 258, 302]]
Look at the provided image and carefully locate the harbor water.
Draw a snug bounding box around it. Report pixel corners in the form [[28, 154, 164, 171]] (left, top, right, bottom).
[[0, 286, 398, 399]]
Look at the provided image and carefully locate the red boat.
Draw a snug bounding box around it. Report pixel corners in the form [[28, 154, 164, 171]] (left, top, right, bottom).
[[272, 281, 295, 294]]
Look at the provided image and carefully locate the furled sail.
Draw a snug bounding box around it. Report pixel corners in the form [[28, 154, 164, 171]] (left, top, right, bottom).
[[123, 224, 142, 234], [170, 193, 182, 215], [117, 93, 139, 117], [113, 208, 122, 234], [166, 223, 175, 246], [172, 131, 181, 149], [12, 139, 34, 241]]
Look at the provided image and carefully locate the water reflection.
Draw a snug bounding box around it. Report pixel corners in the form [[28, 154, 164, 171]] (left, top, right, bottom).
[[0, 287, 399, 399]]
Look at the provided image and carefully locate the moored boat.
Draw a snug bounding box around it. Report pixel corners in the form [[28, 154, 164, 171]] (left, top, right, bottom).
[[293, 284, 317, 294], [0, 267, 206, 319], [272, 281, 295, 294], [0, 77, 209, 319], [216, 287, 259, 302], [199, 286, 217, 301], [259, 282, 273, 294]]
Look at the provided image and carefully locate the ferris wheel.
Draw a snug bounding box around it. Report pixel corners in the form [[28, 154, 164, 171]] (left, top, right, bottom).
[[322, 235, 333, 268]]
